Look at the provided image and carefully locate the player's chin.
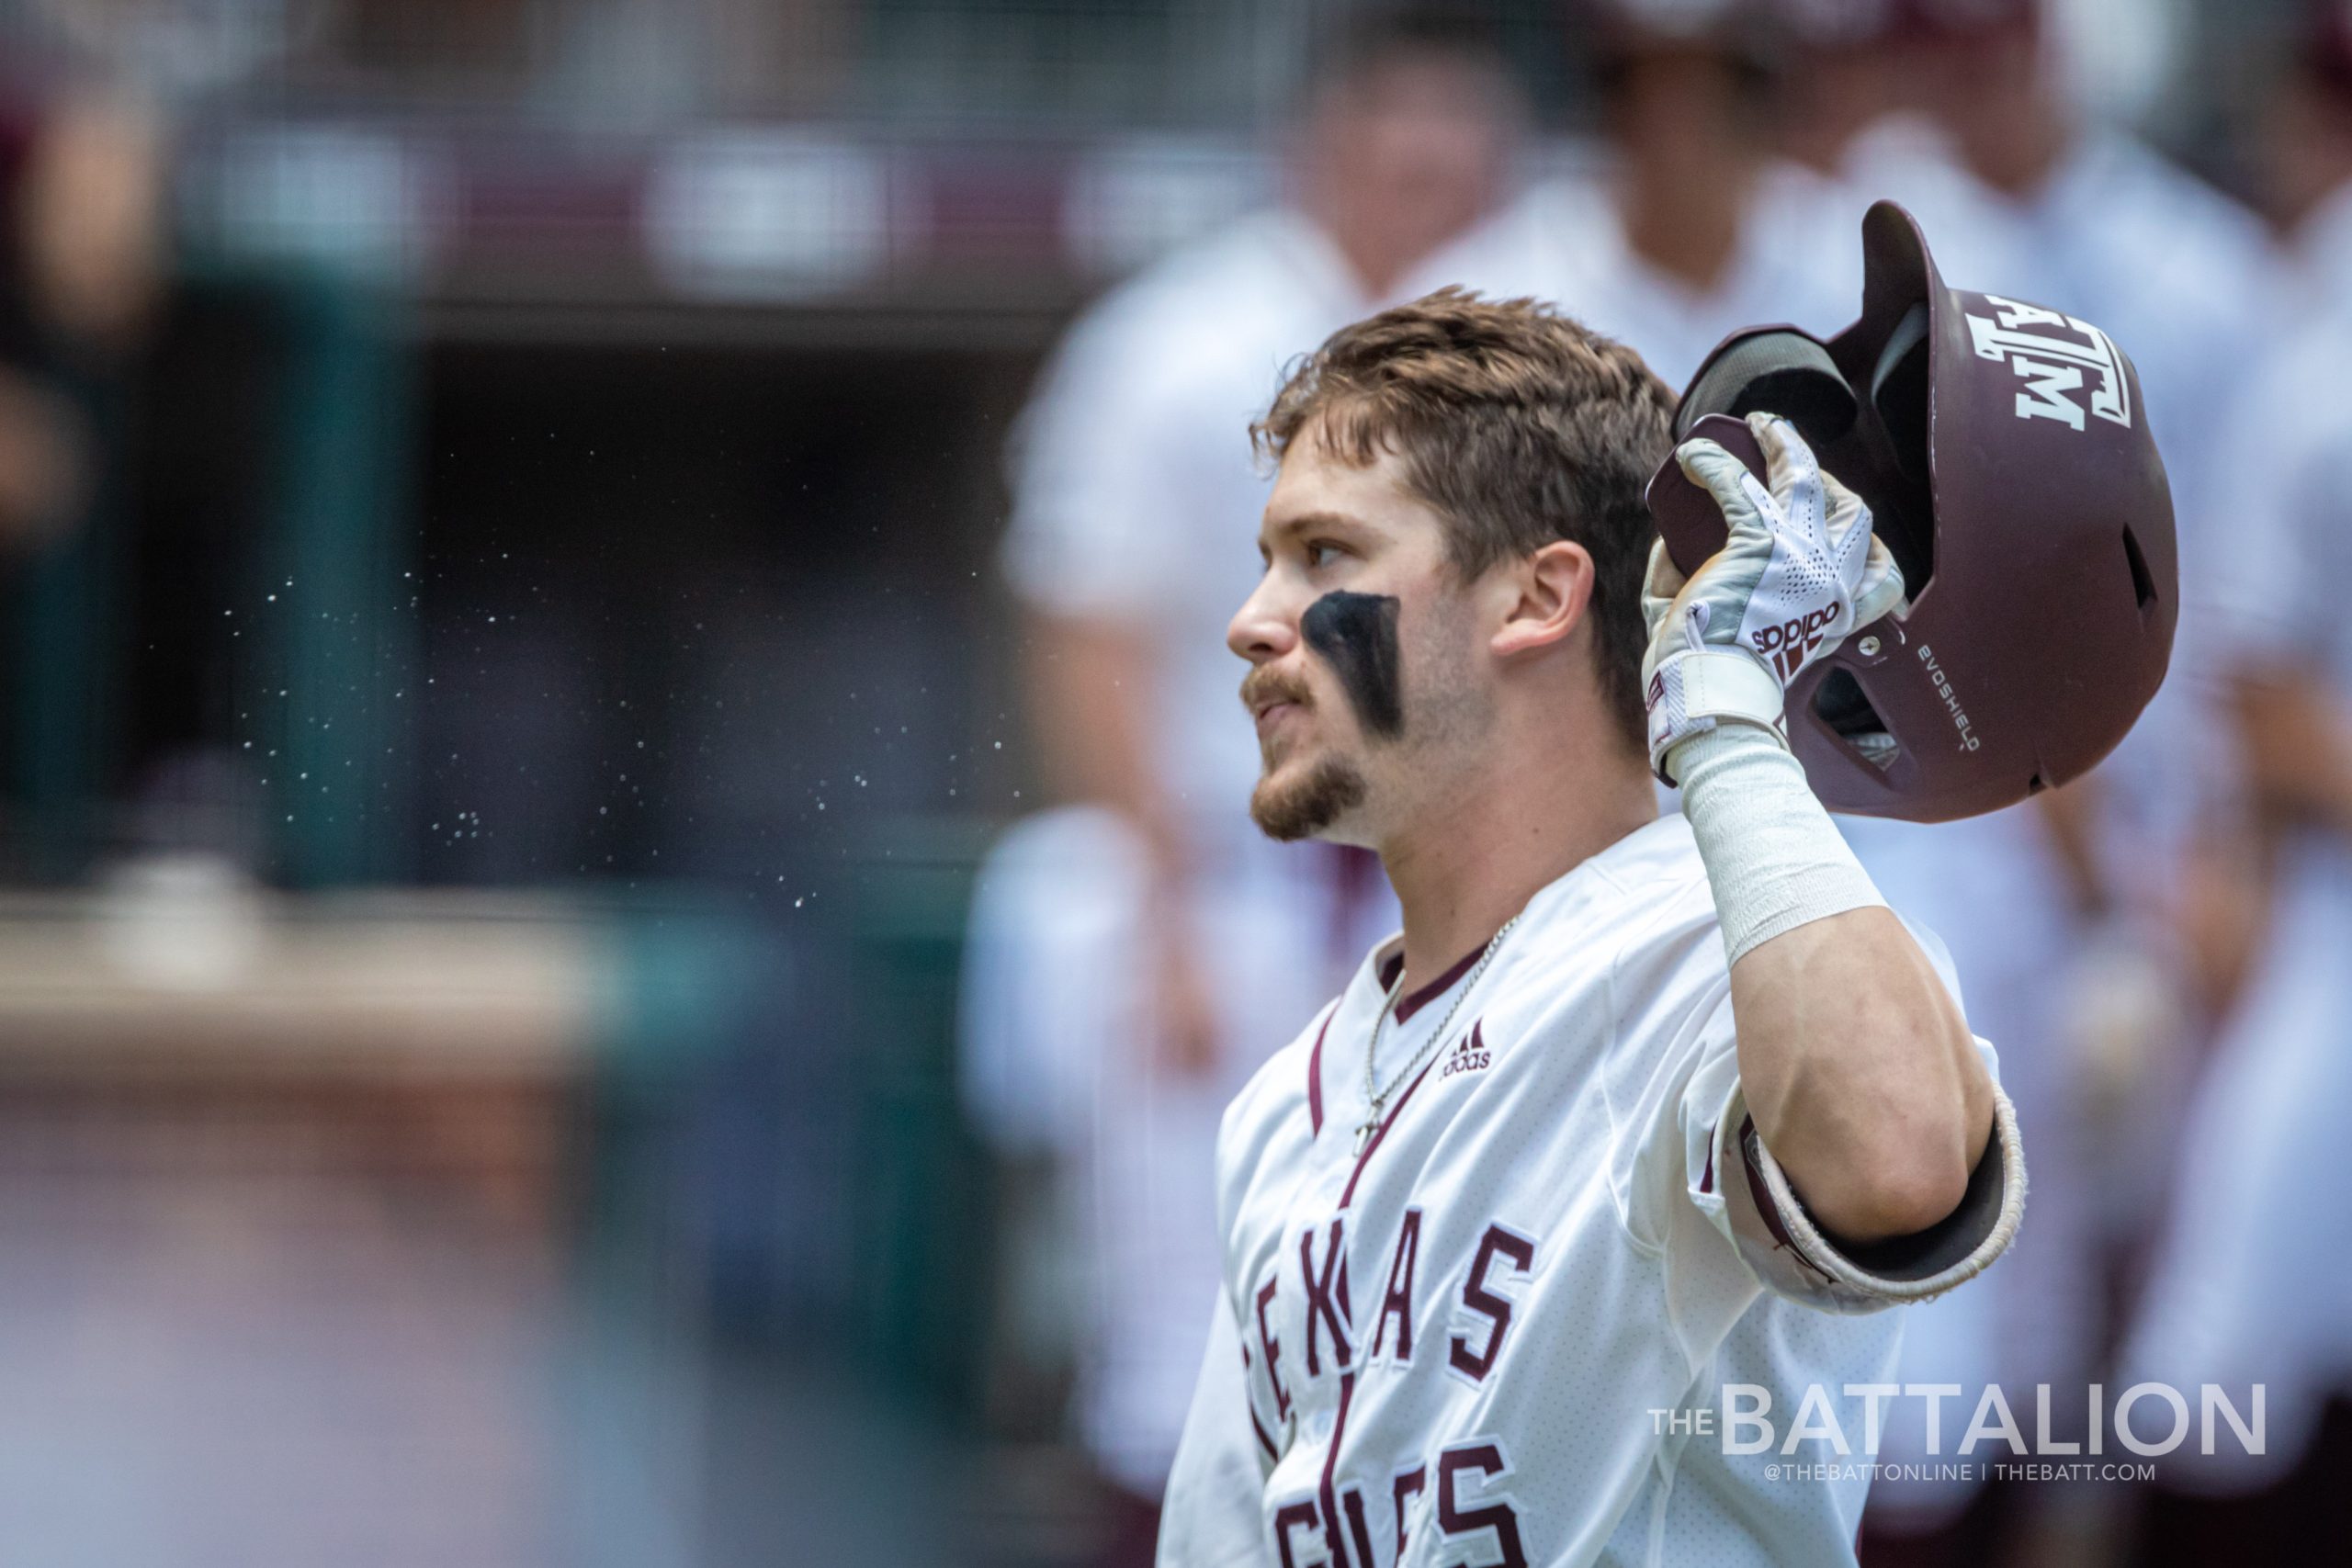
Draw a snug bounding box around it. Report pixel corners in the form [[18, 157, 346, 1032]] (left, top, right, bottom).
[[1249, 751, 1367, 843]]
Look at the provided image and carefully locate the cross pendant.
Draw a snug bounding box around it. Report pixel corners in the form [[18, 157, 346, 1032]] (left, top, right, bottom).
[[1354, 1107, 1383, 1156]]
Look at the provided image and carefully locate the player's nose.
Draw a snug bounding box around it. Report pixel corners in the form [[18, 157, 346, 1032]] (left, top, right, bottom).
[[1227, 576, 1300, 665]]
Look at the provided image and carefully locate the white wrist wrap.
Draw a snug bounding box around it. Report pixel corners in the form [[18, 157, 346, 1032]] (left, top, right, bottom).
[[1671, 723, 1887, 965], [1646, 649, 1787, 784]]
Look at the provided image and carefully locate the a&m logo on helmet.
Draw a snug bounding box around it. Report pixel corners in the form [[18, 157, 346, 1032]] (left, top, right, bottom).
[[1963, 296, 2133, 434]]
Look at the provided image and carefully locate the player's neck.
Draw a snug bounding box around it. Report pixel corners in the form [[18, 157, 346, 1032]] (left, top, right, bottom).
[[1376, 742, 1657, 997], [1951, 96, 2072, 202], [1320, 211, 1441, 305], [1615, 144, 1754, 297]]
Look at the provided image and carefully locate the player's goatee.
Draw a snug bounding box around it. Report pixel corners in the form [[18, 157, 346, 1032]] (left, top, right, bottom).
[[1250, 753, 1366, 841]]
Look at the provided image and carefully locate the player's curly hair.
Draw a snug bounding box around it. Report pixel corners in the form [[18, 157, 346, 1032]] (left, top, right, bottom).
[[1254, 288, 1674, 750]]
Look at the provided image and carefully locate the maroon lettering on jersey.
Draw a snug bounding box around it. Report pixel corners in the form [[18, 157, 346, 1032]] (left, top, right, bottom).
[[1371, 1206, 1423, 1364], [1240, 1338, 1281, 1461], [1436, 1440, 1528, 1568], [1448, 1224, 1537, 1384], [1272, 1498, 1321, 1568], [1317, 1370, 1359, 1568], [1256, 1275, 1293, 1421], [1392, 1464, 1428, 1559], [1340, 1484, 1376, 1568], [1300, 1218, 1353, 1375]]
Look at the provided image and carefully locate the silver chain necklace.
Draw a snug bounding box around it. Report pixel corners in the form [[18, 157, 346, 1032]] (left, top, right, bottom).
[[1355, 915, 1521, 1155]]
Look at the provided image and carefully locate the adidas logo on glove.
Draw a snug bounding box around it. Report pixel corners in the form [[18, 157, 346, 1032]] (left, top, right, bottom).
[[1751, 602, 1843, 682]]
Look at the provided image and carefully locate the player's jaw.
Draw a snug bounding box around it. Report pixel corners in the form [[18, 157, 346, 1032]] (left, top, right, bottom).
[[1251, 749, 1370, 844]]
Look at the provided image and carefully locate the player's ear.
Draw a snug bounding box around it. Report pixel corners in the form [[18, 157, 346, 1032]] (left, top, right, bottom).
[[1489, 539, 1594, 659]]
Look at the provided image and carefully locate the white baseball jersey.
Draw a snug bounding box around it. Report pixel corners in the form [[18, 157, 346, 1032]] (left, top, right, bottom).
[[1159, 814, 2024, 1567]]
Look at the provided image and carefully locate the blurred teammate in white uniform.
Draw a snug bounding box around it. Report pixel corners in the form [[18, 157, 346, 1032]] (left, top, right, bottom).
[[2121, 11, 2352, 1534], [1161, 293, 2021, 1568], [1775, 4, 2283, 1547], [1418, 0, 1861, 392], [959, 15, 1527, 1551]]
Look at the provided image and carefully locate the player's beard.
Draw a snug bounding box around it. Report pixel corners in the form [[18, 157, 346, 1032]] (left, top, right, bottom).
[[1242, 663, 1372, 842], [1250, 750, 1368, 842]]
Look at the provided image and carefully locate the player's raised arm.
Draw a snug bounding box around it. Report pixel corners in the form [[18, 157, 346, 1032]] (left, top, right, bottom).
[[1642, 412, 1996, 1247]]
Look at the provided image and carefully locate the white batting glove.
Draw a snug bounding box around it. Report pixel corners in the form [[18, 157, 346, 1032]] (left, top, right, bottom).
[[1640, 412, 1905, 784]]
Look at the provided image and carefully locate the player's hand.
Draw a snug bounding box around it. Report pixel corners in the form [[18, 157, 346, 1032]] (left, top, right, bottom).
[[1640, 412, 1905, 783]]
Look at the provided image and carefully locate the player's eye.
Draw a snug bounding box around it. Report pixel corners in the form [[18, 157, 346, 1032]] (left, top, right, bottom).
[[1305, 541, 1342, 570]]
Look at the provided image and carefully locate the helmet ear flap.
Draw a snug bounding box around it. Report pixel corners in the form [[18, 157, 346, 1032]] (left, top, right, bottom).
[[1674, 329, 1859, 451]]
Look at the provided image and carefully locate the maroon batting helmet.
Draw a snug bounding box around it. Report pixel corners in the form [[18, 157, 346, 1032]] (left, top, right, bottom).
[[1648, 199, 2177, 822]]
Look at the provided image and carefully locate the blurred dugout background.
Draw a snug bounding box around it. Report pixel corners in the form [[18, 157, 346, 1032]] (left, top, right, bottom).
[[0, 1, 2337, 1566]]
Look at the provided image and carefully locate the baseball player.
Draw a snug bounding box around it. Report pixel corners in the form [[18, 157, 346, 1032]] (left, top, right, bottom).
[[1157, 292, 2023, 1567]]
